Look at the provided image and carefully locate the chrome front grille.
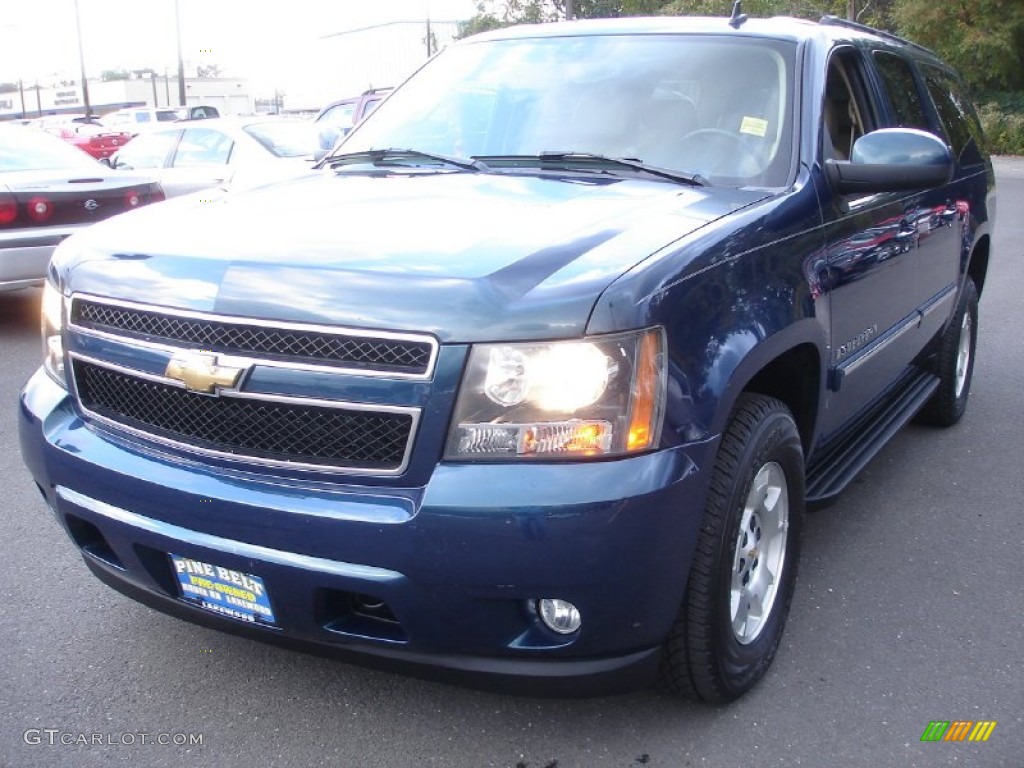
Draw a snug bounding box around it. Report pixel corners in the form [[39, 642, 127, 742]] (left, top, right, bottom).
[[71, 296, 437, 378], [72, 359, 416, 472], [67, 295, 431, 475]]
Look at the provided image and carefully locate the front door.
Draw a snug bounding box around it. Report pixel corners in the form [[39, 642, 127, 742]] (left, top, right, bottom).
[[818, 47, 923, 435]]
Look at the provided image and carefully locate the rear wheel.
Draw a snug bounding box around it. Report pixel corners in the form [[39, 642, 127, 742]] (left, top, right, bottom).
[[917, 277, 978, 427], [660, 394, 804, 703]]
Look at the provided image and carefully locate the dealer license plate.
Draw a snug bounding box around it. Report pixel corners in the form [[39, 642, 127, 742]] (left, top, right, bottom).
[[170, 554, 276, 625]]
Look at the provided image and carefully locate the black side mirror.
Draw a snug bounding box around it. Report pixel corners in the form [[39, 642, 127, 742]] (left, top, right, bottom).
[[826, 128, 953, 194], [100, 157, 113, 168]]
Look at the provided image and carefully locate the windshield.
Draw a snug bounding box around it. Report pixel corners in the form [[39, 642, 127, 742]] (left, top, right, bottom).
[[243, 121, 320, 158], [0, 127, 101, 172], [343, 34, 796, 186]]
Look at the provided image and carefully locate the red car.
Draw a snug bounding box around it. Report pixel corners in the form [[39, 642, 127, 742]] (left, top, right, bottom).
[[37, 120, 134, 160]]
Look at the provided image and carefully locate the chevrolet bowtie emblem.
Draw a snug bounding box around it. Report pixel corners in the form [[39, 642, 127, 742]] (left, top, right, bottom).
[[165, 353, 245, 394]]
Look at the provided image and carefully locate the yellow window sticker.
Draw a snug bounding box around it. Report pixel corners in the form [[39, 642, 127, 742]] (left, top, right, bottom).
[[740, 116, 769, 138]]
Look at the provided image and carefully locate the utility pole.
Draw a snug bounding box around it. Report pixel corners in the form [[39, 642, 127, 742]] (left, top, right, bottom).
[[18, 79, 26, 119], [566, 0, 574, 20], [175, 0, 187, 106], [73, 0, 92, 117], [847, 1, 856, 21]]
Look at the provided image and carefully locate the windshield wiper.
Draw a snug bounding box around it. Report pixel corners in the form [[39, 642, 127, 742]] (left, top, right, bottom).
[[474, 152, 706, 187], [322, 148, 489, 172]]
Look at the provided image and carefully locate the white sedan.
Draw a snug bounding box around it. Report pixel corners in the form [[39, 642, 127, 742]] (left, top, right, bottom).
[[107, 117, 321, 198]]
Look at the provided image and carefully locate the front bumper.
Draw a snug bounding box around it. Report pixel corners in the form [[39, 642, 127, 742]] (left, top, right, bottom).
[[20, 368, 717, 695]]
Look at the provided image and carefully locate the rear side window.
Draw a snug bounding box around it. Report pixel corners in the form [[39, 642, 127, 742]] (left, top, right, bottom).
[[319, 102, 356, 128], [113, 130, 179, 169], [920, 65, 986, 165], [135, 112, 152, 124], [873, 52, 929, 130], [172, 127, 233, 167]]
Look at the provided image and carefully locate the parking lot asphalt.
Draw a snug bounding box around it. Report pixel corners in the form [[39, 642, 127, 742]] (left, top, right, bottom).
[[1, 160, 1021, 768]]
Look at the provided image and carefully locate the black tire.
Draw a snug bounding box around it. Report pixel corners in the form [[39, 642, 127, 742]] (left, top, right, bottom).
[[660, 394, 804, 703], [917, 277, 979, 427]]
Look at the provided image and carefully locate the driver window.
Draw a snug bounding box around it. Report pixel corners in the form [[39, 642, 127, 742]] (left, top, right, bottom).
[[823, 51, 873, 161]]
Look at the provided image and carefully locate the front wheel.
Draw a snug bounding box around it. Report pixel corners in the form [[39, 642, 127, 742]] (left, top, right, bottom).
[[660, 394, 804, 703], [917, 277, 978, 427]]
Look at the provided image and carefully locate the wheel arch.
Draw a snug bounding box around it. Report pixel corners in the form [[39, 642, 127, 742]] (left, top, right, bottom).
[[708, 322, 826, 458], [967, 234, 990, 298]]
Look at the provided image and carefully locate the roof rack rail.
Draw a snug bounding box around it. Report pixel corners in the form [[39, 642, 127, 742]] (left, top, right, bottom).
[[819, 14, 937, 58]]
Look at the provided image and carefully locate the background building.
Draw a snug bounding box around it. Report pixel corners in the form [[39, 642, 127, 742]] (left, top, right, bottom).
[[0, 75, 254, 120]]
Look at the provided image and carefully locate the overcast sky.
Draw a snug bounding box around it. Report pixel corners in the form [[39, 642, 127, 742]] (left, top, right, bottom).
[[1, 0, 478, 88]]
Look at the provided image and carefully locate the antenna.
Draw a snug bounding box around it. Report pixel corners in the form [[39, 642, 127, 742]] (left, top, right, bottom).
[[729, 0, 748, 29]]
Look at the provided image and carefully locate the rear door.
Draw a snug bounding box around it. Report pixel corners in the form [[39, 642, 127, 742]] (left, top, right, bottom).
[[870, 50, 962, 342]]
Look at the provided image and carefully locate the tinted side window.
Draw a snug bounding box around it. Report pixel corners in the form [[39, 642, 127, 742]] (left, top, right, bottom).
[[873, 52, 929, 130], [921, 65, 986, 165]]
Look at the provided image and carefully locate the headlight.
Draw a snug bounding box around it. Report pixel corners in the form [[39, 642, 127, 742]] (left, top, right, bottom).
[[41, 281, 67, 388], [445, 327, 666, 460]]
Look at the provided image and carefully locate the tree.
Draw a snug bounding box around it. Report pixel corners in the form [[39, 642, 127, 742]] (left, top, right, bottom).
[[457, 0, 669, 37], [196, 63, 223, 78], [657, 1, 851, 23], [454, 0, 1024, 92], [457, 0, 891, 31], [893, 0, 1024, 91]]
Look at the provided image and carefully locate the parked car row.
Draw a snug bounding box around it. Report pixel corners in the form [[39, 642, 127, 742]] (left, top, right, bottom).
[[101, 105, 221, 135], [20, 105, 224, 159], [0, 106, 326, 291]]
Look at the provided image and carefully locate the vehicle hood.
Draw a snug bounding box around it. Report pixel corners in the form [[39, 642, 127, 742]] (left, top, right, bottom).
[[57, 170, 767, 342]]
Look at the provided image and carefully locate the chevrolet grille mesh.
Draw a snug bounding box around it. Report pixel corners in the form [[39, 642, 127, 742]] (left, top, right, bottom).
[[74, 360, 413, 470], [72, 299, 433, 375]]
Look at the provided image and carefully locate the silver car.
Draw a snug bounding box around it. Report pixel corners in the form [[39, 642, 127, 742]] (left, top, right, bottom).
[[107, 117, 321, 198], [0, 124, 164, 293]]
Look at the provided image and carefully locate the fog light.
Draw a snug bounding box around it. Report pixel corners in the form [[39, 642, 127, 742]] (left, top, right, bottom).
[[537, 598, 582, 634]]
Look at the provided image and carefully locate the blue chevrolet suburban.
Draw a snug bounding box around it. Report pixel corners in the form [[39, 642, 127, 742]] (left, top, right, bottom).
[[19, 13, 995, 702]]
